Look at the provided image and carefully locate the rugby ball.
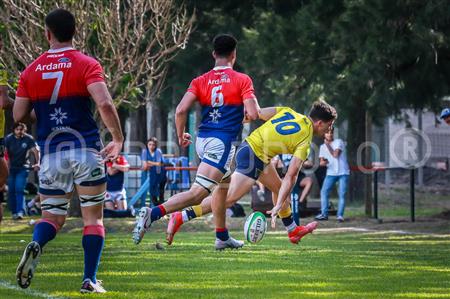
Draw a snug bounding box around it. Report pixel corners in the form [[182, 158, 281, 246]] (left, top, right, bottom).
[[244, 212, 267, 243]]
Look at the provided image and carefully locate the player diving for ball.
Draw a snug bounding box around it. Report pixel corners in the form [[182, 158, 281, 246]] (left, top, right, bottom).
[[166, 101, 337, 246], [132, 34, 261, 250]]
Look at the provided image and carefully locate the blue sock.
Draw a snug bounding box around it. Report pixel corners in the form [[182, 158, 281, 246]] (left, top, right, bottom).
[[216, 228, 229, 241], [32, 220, 57, 248], [281, 214, 294, 227], [150, 205, 166, 222], [82, 225, 105, 283]]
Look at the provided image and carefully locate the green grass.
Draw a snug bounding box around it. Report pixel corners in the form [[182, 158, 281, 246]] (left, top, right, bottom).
[[0, 229, 449, 299]]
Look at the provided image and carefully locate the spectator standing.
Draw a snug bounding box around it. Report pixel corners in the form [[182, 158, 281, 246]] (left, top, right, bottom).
[[315, 128, 349, 222], [5, 123, 39, 219], [142, 137, 166, 206]]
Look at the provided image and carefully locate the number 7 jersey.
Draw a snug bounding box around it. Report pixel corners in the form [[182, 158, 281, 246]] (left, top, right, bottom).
[[187, 66, 255, 140], [16, 47, 104, 153], [246, 107, 313, 163]]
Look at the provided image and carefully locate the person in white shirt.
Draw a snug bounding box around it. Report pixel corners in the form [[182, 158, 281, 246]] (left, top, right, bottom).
[[315, 128, 349, 222]]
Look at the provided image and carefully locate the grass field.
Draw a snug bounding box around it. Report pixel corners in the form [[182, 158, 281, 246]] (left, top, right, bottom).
[[0, 225, 449, 299]]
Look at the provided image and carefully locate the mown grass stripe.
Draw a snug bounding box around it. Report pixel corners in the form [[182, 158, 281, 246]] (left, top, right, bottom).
[[0, 279, 67, 299]]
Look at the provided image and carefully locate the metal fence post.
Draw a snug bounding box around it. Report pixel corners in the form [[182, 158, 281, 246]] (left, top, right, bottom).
[[373, 170, 378, 219], [410, 168, 415, 222]]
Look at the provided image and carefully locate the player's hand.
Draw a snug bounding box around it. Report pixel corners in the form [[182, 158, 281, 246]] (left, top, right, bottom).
[[32, 164, 40, 172], [178, 133, 192, 148], [101, 140, 122, 162], [268, 204, 282, 228], [242, 111, 251, 123]]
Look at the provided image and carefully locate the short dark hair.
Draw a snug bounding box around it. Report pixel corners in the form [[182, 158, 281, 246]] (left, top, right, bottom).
[[13, 122, 26, 131], [309, 100, 337, 122], [213, 34, 237, 57], [45, 9, 76, 42], [147, 137, 158, 147]]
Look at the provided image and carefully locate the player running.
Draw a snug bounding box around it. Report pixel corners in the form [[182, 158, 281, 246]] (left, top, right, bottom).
[[133, 34, 260, 250], [14, 9, 123, 293], [167, 102, 337, 245]]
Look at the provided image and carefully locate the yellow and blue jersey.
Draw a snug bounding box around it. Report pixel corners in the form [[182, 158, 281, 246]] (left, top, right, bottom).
[[246, 107, 313, 163]]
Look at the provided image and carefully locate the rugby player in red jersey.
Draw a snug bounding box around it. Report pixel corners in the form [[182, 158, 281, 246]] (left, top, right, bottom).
[[133, 34, 260, 250], [14, 9, 123, 293]]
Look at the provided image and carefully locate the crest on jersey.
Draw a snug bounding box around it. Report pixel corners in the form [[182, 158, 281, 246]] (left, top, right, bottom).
[[58, 57, 71, 63], [220, 73, 229, 82], [209, 109, 222, 124], [50, 107, 68, 125]]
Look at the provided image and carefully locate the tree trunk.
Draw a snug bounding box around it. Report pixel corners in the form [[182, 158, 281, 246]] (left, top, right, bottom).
[[127, 105, 147, 153]]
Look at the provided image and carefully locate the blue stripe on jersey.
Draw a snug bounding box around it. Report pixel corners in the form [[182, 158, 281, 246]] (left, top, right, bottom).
[[32, 96, 101, 154], [198, 105, 244, 139]]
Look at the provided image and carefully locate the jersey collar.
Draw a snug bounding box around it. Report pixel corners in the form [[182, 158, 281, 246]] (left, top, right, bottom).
[[47, 47, 75, 53], [213, 66, 232, 71]]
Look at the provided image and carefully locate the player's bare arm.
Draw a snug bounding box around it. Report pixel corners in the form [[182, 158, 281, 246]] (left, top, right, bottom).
[[258, 107, 278, 121], [0, 84, 14, 109], [269, 156, 304, 226], [13, 97, 33, 122], [175, 91, 197, 147], [243, 98, 260, 121], [87, 82, 123, 160], [30, 146, 40, 172]]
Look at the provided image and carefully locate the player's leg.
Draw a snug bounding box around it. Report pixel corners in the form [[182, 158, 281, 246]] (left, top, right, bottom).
[[17, 151, 71, 289], [134, 137, 226, 244], [259, 164, 317, 244], [336, 175, 349, 222], [299, 177, 313, 203], [134, 162, 223, 243], [213, 141, 262, 250], [72, 148, 107, 293], [213, 172, 255, 250], [77, 184, 107, 293], [316, 175, 338, 220], [17, 195, 68, 289]]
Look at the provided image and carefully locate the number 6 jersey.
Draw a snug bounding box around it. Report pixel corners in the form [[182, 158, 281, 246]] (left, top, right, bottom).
[[16, 47, 104, 154], [187, 66, 255, 140]]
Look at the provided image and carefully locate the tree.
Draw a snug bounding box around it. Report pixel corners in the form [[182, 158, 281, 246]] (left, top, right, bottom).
[[238, 0, 450, 214], [0, 0, 194, 107]]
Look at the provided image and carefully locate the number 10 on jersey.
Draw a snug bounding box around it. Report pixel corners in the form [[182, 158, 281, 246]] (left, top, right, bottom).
[[271, 112, 301, 135]]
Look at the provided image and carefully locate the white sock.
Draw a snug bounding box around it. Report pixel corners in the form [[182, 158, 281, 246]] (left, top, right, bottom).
[[181, 211, 189, 223], [286, 222, 297, 233]]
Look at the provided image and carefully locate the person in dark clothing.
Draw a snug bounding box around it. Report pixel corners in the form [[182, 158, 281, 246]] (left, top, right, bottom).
[[5, 123, 39, 219], [142, 137, 167, 206]]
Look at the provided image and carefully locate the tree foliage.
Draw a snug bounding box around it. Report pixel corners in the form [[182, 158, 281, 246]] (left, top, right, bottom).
[[0, 0, 194, 107]]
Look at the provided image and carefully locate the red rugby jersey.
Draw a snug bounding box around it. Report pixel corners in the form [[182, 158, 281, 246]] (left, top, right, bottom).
[[187, 66, 255, 139], [16, 47, 105, 153]]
